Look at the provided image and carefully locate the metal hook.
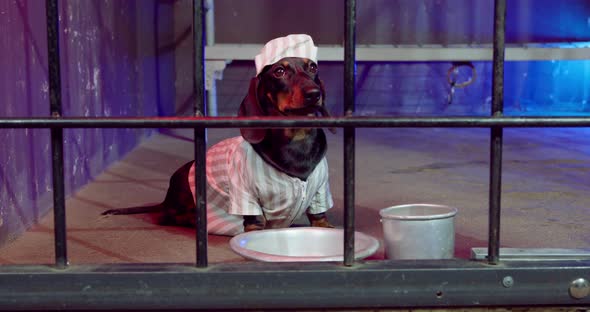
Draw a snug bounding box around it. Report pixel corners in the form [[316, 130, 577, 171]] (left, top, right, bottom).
[[445, 62, 476, 106], [447, 81, 456, 105]]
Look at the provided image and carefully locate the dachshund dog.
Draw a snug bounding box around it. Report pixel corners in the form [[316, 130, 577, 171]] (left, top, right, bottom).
[[102, 56, 335, 235]]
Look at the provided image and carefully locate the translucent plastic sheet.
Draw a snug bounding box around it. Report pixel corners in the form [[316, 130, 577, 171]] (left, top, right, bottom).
[[0, 0, 172, 246]]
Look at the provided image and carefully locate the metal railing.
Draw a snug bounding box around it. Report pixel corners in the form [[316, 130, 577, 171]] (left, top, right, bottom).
[[0, 0, 589, 310]]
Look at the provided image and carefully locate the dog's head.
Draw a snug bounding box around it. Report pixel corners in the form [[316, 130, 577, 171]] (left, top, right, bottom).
[[239, 57, 331, 144]]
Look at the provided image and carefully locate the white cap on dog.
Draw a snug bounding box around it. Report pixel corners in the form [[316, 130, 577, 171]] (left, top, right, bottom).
[[254, 34, 318, 76]]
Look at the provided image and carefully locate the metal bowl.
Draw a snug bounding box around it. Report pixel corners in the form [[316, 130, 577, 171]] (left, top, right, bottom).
[[229, 227, 379, 262]]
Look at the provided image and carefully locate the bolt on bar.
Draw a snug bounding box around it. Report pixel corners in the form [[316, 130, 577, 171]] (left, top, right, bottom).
[[46, 0, 67, 269], [193, 0, 208, 268], [343, 0, 357, 266], [488, 0, 506, 265]]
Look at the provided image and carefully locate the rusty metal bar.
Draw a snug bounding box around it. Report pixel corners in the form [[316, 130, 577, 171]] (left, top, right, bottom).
[[343, 0, 357, 266], [45, 0, 67, 269], [2, 116, 590, 129], [193, 0, 208, 268], [488, 0, 507, 265]]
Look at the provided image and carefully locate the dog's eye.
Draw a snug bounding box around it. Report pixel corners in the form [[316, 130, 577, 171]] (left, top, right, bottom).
[[273, 67, 285, 78], [308, 63, 318, 74]]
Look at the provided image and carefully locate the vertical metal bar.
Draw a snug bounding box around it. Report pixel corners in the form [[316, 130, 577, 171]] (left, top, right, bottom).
[[193, 0, 208, 267], [46, 0, 67, 268], [205, 0, 218, 116], [343, 0, 356, 266], [488, 0, 506, 265]]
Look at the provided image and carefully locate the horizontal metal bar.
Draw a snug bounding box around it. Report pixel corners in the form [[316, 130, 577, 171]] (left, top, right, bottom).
[[0, 260, 588, 310], [206, 44, 590, 61], [1, 116, 590, 129]]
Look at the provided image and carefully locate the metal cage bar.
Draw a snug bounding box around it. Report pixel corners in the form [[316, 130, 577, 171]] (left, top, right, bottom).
[[488, 0, 507, 264], [343, 0, 356, 266], [2, 116, 590, 129], [45, 0, 67, 269], [193, 0, 208, 268], [1, 260, 589, 309]]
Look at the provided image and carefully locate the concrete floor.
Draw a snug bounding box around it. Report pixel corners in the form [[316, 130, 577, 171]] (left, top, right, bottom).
[[1, 127, 590, 265]]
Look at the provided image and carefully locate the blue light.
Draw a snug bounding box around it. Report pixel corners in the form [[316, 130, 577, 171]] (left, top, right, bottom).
[[504, 58, 590, 117]]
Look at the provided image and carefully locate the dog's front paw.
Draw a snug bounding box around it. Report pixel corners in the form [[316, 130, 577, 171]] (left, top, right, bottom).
[[244, 223, 265, 232], [243, 216, 264, 232], [310, 218, 335, 228], [243, 215, 265, 232], [307, 212, 335, 228]]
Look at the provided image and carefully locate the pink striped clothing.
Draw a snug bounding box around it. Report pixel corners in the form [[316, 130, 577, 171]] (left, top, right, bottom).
[[188, 136, 333, 236]]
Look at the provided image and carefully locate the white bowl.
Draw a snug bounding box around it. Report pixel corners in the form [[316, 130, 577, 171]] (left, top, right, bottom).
[[229, 227, 379, 262]]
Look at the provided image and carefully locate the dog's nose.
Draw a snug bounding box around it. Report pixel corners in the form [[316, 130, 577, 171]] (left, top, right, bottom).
[[304, 88, 321, 105]]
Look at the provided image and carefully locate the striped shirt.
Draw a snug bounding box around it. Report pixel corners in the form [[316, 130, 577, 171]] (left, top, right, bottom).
[[189, 136, 333, 236]]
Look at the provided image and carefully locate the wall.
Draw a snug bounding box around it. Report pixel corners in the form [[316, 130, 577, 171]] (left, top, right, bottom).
[[203, 0, 590, 117], [0, 0, 176, 247], [213, 0, 590, 45], [210, 60, 590, 119]]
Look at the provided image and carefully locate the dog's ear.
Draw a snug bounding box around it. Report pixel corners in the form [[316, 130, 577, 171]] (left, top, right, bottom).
[[239, 77, 266, 144]]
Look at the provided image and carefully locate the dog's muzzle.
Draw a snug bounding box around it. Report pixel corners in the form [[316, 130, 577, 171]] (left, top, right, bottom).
[[304, 88, 321, 106], [281, 104, 336, 134], [283, 105, 324, 116], [280, 87, 322, 115]]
